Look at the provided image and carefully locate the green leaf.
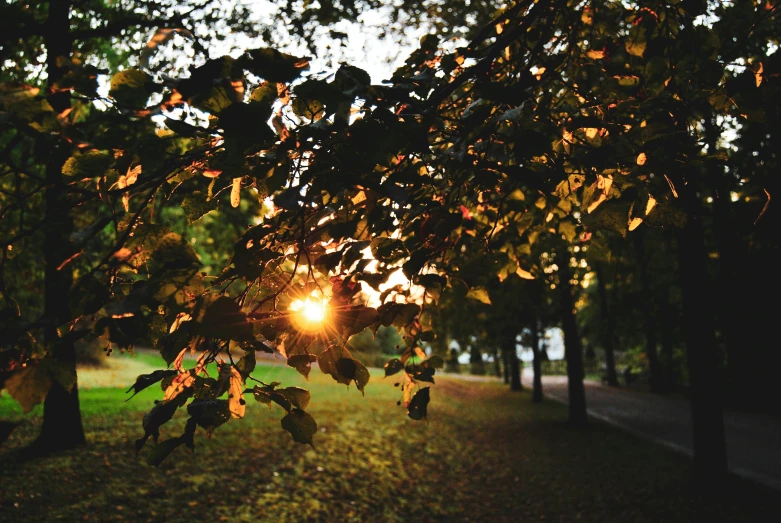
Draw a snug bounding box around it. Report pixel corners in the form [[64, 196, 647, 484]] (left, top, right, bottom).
[[147, 437, 185, 467], [251, 385, 291, 412], [353, 359, 370, 394], [466, 287, 492, 305], [236, 350, 256, 381], [291, 97, 324, 120], [407, 387, 430, 421], [317, 348, 353, 385], [384, 358, 404, 377], [287, 354, 317, 379], [280, 408, 317, 447], [181, 192, 217, 224], [279, 387, 311, 411], [62, 150, 112, 177], [110, 69, 154, 108]]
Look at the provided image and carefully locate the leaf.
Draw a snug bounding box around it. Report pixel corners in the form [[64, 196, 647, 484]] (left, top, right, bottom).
[[333, 306, 379, 338], [384, 358, 404, 377], [110, 69, 154, 108], [62, 150, 112, 178], [377, 302, 420, 328], [147, 437, 185, 467], [466, 287, 492, 305], [279, 387, 311, 411], [231, 177, 241, 208], [4, 365, 52, 413], [407, 387, 431, 421], [136, 399, 183, 452], [236, 350, 256, 381], [194, 295, 254, 341], [251, 385, 291, 412], [287, 354, 317, 379], [317, 348, 353, 385], [625, 26, 646, 57], [241, 48, 310, 83], [636, 152, 647, 166], [336, 358, 357, 380], [126, 369, 178, 400], [187, 399, 231, 435], [353, 359, 370, 394], [228, 366, 245, 419], [281, 409, 317, 447], [181, 192, 217, 224]]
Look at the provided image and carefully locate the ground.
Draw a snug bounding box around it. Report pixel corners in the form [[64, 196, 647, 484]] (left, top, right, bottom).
[[1, 354, 779, 522]]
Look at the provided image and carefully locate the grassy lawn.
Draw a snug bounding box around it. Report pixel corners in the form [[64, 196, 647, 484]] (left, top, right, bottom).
[[1, 353, 778, 522]]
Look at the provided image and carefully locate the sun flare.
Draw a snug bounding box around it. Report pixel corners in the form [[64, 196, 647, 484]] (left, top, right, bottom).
[[290, 297, 328, 331]]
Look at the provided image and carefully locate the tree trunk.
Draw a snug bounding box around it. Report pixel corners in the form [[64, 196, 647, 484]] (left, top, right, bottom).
[[558, 260, 588, 426], [531, 321, 543, 403], [469, 344, 485, 375], [502, 349, 510, 384], [595, 264, 619, 386], [676, 178, 728, 487], [32, 0, 86, 453], [635, 232, 662, 393], [491, 346, 502, 378], [705, 119, 749, 404], [505, 338, 522, 391]]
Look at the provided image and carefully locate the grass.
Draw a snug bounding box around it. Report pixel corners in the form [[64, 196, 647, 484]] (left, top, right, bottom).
[[1, 354, 779, 522]]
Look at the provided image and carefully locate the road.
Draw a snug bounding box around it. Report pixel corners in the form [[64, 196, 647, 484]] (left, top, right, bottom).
[[519, 371, 781, 490]]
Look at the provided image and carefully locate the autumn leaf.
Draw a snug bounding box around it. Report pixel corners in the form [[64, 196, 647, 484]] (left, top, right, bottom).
[[228, 366, 245, 419], [407, 387, 431, 421], [281, 409, 317, 447]]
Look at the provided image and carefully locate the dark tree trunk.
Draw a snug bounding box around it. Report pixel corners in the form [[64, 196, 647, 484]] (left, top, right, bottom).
[[705, 119, 749, 403], [491, 347, 502, 378], [595, 264, 619, 386], [635, 232, 662, 393], [505, 338, 522, 391], [531, 321, 543, 403], [558, 260, 588, 426], [469, 344, 485, 375], [676, 177, 728, 487], [32, 0, 86, 453], [502, 349, 510, 384]]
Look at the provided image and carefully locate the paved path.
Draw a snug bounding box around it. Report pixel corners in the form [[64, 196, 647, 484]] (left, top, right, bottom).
[[519, 371, 781, 490]]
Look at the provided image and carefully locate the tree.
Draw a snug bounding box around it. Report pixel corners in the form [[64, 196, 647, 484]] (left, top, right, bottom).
[[2, 1, 779, 487]]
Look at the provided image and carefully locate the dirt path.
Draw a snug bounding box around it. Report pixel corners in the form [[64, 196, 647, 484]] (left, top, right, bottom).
[[519, 371, 781, 490]]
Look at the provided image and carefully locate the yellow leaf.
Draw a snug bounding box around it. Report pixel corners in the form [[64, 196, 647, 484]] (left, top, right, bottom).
[[584, 127, 600, 139], [587, 50, 605, 60], [645, 195, 657, 215], [755, 62, 764, 87], [228, 366, 245, 419], [351, 190, 367, 205], [516, 267, 535, 279], [466, 287, 492, 305], [231, 177, 241, 208], [628, 217, 643, 231], [636, 152, 647, 165], [163, 372, 194, 402]]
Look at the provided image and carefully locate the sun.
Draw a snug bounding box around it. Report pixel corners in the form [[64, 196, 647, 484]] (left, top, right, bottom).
[[290, 297, 328, 332]]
